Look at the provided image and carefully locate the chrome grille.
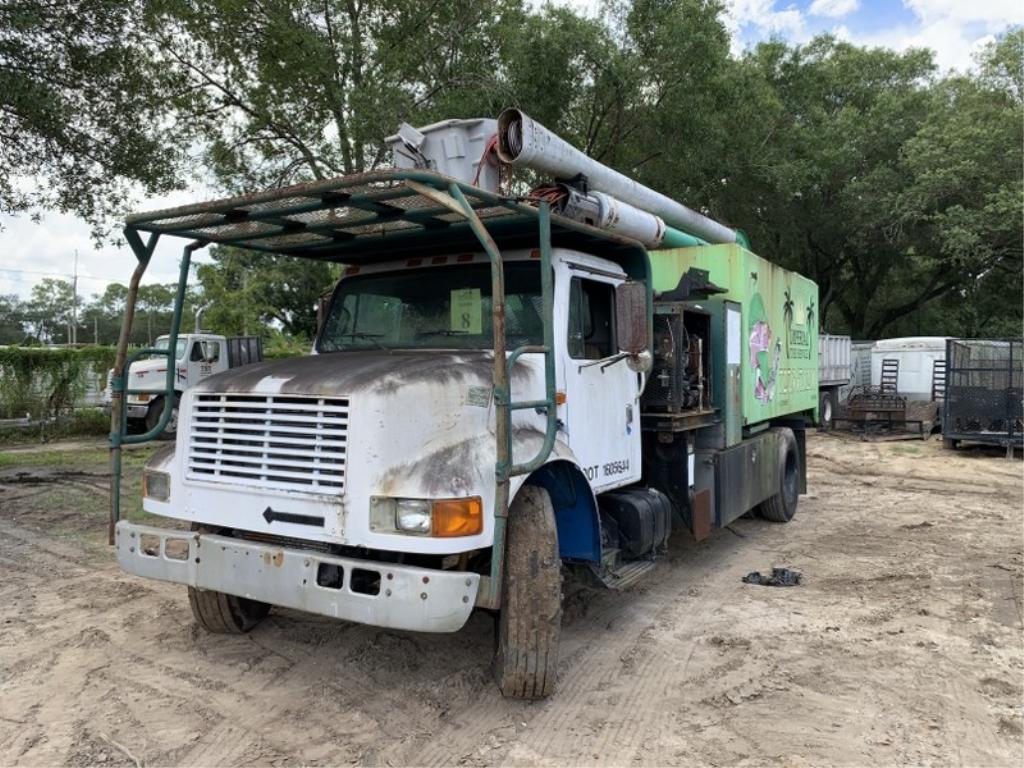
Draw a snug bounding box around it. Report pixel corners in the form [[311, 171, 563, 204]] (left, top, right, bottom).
[[187, 393, 348, 493]]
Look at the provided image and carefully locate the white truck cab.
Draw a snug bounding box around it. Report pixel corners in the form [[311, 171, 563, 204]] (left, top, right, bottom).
[[141, 248, 640, 549], [106, 333, 261, 436]]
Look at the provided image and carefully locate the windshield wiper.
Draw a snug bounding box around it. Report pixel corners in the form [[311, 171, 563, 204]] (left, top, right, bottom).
[[415, 330, 471, 338], [333, 332, 390, 353]]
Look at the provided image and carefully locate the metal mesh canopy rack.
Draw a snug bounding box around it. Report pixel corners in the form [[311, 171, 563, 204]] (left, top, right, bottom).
[[124, 169, 646, 267]]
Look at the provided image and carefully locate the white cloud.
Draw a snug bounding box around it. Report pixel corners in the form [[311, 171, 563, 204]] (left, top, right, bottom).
[[905, 0, 1023, 26], [726, 1, 808, 39], [0, 187, 215, 301], [722, 1, 809, 55], [837, 2, 1019, 71], [809, 0, 859, 18]]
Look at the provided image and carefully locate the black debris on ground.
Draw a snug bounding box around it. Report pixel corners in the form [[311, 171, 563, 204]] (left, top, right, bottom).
[[742, 568, 803, 587]]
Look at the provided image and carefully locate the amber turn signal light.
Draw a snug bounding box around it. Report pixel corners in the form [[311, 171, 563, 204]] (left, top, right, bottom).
[[432, 497, 483, 537]]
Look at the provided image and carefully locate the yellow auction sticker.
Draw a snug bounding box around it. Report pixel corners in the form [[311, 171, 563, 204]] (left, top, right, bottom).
[[450, 287, 482, 334]]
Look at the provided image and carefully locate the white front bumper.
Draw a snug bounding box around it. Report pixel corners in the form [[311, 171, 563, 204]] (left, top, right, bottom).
[[115, 521, 480, 633]]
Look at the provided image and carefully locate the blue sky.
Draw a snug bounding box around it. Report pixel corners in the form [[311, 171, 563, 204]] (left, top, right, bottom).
[[723, 1, 1021, 70], [2, 0, 1020, 301]]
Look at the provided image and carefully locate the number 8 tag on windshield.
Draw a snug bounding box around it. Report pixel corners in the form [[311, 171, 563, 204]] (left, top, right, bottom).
[[450, 288, 482, 334]]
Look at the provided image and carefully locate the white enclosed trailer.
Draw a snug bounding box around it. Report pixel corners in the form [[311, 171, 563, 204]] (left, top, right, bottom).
[[871, 336, 950, 401]]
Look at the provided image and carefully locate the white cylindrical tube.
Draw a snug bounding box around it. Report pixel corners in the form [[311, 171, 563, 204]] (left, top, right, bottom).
[[498, 108, 737, 245], [592, 192, 666, 247]]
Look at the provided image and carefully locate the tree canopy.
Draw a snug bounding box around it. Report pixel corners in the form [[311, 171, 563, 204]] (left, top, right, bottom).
[[1, 0, 1020, 341], [0, 0, 184, 237]]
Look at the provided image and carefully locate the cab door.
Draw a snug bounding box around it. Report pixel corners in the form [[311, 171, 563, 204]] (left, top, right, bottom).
[[559, 266, 642, 491], [183, 339, 222, 387]]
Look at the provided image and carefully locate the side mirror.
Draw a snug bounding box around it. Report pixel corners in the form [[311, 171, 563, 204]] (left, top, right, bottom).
[[615, 281, 649, 361]]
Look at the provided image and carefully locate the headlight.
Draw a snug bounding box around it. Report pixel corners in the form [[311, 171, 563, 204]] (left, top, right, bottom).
[[143, 469, 170, 502], [372, 496, 483, 537], [395, 499, 432, 534]]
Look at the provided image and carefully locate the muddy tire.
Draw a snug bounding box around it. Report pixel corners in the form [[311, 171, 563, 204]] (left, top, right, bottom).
[[145, 395, 178, 441], [943, 438, 958, 450], [759, 428, 800, 523], [187, 587, 270, 634], [494, 485, 562, 699]]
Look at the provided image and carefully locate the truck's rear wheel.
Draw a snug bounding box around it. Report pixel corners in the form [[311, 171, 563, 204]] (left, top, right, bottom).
[[145, 395, 178, 440], [187, 587, 270, 634], [818, 389, 835, 431], [759, 428, 800, 523], [494, 485, 562, 699]]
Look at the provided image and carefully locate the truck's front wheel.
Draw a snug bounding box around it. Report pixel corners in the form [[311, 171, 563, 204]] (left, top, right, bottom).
[[495, 485, 562, 699], [145, 395, 178, 441], [188, 587, 270, 634]]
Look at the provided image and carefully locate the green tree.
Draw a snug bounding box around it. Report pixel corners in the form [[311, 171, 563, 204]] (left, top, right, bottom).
[[706, 31, 1022, 338], [0, 294, 27, 344], [144, 0, 522, 188], [197, 247, 339, 338], [23, 278, 74, 343], [0, 0, 184, 237], [880, 31, 1023, 339]]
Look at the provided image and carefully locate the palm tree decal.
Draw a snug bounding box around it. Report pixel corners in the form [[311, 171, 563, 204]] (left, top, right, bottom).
[[783, 289, 794, 352]]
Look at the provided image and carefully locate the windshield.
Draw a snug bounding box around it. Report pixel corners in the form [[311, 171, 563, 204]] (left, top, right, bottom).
[[318, 263, 543, 352], [152, 337, 187, 360]]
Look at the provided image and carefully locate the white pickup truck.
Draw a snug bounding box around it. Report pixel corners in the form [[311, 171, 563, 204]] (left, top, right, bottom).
[[106, 333, 262, 436]]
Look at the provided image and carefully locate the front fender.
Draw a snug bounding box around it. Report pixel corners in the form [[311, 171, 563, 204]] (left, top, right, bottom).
[[511, 457, 602, 564]]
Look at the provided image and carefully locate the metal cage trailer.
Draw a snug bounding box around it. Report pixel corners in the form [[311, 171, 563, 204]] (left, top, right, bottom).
[[942, 338, 1023, 456], [108, 111, 819, 699]]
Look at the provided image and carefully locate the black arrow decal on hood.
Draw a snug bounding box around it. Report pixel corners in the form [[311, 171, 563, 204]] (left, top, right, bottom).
[[262, 507, 324, 527]]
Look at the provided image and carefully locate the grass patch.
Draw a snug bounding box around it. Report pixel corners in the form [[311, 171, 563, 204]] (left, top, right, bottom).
[[1, 445, 167, 557], [0, 442, 160, 469], [0, 447, 109, 468], [889, 445, 922, 456], [0, 408, 110, 446]]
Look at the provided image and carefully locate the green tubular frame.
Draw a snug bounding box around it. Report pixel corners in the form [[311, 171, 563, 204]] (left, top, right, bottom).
[[108, 239, 198, 543], [110, 169, 645, 608]]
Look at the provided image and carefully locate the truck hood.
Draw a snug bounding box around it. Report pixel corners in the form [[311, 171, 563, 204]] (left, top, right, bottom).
[[129, 358, 170, 376], [191, 350, 521, 397], [169, 348, 559, 548]]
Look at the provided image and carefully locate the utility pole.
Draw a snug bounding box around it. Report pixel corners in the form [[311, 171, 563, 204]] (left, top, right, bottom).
[[242, 271, 249, 336], [71, 250, 79, 345], [94, 315, 99, 344]]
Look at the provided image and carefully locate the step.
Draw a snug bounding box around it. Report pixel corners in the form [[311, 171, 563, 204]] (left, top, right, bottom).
[[592, 558, 656, 591], [601, 546, 620, 571]]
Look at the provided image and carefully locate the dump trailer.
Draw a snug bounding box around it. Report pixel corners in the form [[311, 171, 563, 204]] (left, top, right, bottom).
[[108, 112, 818, 700], [817, 334, 852, 430]]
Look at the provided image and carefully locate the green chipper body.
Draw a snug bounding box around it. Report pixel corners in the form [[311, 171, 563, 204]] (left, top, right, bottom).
[[649, 243, 820, 436]]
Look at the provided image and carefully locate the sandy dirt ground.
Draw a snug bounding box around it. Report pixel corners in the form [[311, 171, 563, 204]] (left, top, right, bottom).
[[0, 434, 1021, 766]]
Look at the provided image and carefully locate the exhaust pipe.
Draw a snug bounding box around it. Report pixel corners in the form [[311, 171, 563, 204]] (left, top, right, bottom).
[[497, 108, 739, 246]]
